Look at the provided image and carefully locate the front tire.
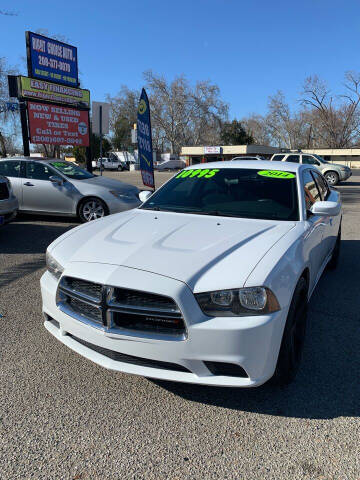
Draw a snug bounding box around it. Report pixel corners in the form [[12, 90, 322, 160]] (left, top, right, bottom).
[[325, 171, 339, 186], [271, 277, 308, 386], [78, 197, 108, 223]]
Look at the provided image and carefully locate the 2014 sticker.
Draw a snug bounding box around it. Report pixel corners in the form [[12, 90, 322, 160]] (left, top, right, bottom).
[[257, 170, 295, 179], [176, 169, 220, 179]]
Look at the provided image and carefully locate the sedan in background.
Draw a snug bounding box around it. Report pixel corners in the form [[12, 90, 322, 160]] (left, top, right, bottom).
[[0, 158, 141, 222], [41, 161, 341, 387], [0, 175, 18, 225]]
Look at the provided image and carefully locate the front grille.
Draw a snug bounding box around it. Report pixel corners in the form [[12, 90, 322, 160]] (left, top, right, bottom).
[[0, 182, 9, 200], [57, 276, 186, 337], [68, 334, 190, 372], [67, 297, 102, 323], [62, 277, 102, 302]]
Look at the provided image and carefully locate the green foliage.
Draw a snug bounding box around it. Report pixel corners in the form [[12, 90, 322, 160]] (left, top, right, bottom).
[[91, 134, 112, 159], [72, 146, 86, 164], [112, 117, 133, 150], [220, 119, 254, 145]]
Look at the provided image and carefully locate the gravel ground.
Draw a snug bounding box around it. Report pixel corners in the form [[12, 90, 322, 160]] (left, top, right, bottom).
[[0, 171, 359, 480]]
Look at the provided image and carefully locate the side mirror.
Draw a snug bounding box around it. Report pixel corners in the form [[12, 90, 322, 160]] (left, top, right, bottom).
[[310, 201, 341, 217], [49, 175, 63, 186], [139, 190, 152, 203]]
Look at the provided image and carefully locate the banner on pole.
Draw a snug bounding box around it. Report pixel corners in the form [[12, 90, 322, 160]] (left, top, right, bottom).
[[27, 101, 89, 146], [137, 88, 154, 189]]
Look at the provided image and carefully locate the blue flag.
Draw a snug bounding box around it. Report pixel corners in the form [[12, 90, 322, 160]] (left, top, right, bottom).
[[137, 88, 155, 189]]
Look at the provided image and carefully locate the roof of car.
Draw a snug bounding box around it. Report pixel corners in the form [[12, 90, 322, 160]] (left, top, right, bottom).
[[185, 160, 306, 172]]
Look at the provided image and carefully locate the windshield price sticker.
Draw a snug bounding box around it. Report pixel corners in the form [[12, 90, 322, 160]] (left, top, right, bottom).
[[257, 170, 295, 179], [176, 169, 220, 179]]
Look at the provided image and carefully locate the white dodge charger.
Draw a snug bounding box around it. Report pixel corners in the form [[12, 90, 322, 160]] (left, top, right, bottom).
[[41, 161, 342, 387]]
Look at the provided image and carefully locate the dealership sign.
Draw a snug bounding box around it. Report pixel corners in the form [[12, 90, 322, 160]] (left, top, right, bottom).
[[137, 88, 155, 189], [27, 101, 89, 146], [18, 76, 89, 107], [204, 146, 222, 154], [26, 31, 79, 87]]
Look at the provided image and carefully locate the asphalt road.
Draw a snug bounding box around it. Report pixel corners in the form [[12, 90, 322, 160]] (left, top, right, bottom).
[[0, 171, 359, 480]]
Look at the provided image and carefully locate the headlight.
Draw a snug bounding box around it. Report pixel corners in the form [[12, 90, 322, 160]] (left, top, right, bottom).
[[46, 251, 64, 280], [109, 190, 135, 200], [195, 287, 280, 317]]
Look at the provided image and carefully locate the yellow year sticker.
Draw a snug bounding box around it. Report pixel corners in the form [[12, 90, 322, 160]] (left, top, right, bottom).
[[257, 170, 295, 179]]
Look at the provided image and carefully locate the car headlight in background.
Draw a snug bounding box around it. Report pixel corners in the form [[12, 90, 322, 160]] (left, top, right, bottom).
[[109, 191, 136, 201], [46, 251, 64, 280], [195, 287, 280, 317]]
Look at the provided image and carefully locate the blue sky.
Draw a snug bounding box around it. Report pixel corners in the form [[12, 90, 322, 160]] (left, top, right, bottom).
[[1, 0, 359, 118]]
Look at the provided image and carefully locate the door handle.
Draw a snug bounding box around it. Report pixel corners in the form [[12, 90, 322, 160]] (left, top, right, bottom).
[[24, 182, 34, 186]]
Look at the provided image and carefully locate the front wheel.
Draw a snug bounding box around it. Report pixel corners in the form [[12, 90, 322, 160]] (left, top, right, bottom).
[[325, 171, 339, 186], [117, 165, 123, 171], [271, 277, 308, 386], [78, 197, 108, 223]]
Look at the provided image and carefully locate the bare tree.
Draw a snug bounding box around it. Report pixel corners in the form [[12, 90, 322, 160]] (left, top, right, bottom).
[[301, 74, 360, 148], [143, 70, 228, 153], [0, 57, 20, 157], [242, 114, 271, 146], [266, 91, 309, 149]]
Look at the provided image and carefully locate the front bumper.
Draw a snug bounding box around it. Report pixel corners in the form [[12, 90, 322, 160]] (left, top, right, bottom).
[[339, 170, 352, 181], [106, 195, 141, 215], [41, 264, 287, 387]]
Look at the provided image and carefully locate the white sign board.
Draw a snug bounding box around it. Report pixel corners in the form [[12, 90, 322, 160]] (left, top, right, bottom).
[[204, 146, 221, 154], [92, 101, 110, 135]]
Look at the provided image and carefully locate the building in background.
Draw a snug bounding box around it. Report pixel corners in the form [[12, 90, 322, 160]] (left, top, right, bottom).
[[181, 145, 360, 167]]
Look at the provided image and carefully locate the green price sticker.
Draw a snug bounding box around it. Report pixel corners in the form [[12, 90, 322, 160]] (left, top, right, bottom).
[[257, 170, 295, 179], [176, 169, 220, 179]]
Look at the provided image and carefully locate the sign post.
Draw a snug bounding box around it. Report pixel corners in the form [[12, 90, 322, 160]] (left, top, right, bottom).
[[92, 101, 110, 175], [137, 88, 155, 190]]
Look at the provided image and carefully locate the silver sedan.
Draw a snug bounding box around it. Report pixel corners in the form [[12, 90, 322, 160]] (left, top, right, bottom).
[[0, 158, 141, 222]]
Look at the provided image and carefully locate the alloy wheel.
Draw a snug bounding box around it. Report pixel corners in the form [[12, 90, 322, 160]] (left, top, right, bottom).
[[81, 200, 105, 221], [325, 172, 339, 185]]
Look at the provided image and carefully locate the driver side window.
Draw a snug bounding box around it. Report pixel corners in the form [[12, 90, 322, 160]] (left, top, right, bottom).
[[26, 162, 54, 181], [302, 155, 320, 166]]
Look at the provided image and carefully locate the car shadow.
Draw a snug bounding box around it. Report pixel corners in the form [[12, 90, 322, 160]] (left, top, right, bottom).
[[0, 215, 78, 254], [150, 239, 360, 420]]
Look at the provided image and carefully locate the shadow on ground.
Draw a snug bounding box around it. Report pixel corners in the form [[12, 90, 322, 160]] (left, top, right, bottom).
[[151, 239, 360, 420], [0, 215, 78, 254]]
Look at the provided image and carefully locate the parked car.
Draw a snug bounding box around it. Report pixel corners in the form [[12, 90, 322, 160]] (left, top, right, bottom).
[[154, 158, 186, 171], [0, 158, 141, 222], [42, 160, 341, 387], [96, 157, 128, 171], [0, 175, 18, 225], [231, 156, 267, 161], [270, 152, 352, 185]]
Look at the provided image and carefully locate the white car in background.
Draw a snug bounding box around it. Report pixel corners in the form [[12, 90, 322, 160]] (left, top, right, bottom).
[[270, 152, 352, 186], [42, 161, 341, 387]]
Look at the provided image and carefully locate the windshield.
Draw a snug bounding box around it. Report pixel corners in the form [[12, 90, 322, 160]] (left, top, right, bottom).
[[141, 168, 299, 221], [50, 161, 94, 180]]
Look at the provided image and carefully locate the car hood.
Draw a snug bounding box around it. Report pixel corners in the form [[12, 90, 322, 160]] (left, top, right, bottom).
[[50, 209, 295, 292], [71, 175, 140, 193]]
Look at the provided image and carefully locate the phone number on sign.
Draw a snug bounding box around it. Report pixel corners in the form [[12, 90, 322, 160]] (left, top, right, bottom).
[[38, 56, 71, 73]]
